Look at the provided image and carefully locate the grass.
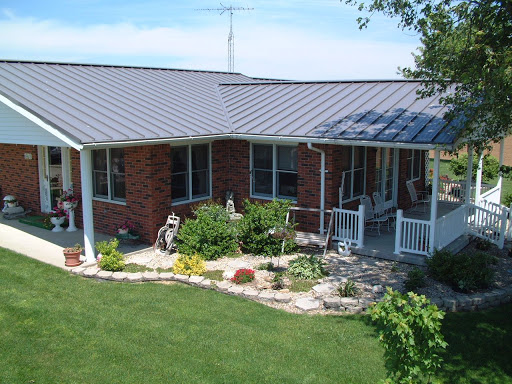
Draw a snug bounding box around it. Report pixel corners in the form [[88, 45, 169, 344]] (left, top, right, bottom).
[[123, 263, 153, 273], [203, 269, 224, 281], [2, 247, 512, 383], [288, 278, 318, 293]]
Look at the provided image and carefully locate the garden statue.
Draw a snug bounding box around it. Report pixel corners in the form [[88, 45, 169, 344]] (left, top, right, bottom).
[[225, 190, 235, 214], [337, 239, 352, 257]]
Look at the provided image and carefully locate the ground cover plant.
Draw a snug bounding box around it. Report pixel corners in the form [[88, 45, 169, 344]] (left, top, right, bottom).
[[172, 254, 206, 276]]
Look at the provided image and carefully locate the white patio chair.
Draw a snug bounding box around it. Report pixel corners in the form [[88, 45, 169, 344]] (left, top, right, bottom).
[[372, 192, 397, 228], [406, 180, 431, 212], [360, 195, 389, 235]]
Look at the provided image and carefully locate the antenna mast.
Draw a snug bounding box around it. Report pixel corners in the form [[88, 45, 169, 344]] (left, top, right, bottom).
[[197, 3, 253, 72]]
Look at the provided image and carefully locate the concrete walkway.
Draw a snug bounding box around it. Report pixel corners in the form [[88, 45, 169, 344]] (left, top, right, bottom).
[[0, 215, 150, 269]]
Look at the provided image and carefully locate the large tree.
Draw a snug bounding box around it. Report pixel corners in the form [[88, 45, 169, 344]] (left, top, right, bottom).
[[345, 0, 512, 152]]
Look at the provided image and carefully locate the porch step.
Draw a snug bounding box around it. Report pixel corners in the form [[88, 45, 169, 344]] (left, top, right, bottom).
[[444, 234, 471, 254], [295, 231, 326, 247], [350, 246, 427, 266]]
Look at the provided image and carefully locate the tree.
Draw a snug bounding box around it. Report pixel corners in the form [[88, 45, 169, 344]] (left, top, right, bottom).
[[449, 153, 499, 181], [345, 0, 512, 153]]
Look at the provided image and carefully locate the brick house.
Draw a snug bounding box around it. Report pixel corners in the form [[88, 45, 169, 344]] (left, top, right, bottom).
[[1, 61, 504, 262]]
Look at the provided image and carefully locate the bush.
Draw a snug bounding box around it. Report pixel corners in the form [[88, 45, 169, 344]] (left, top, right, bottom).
[[427, 249, 497, 292], [176, 202, 239, 260], [172, 254, 206, 276], [449, 153, 499, 182], [503, 192, 512, 207], [404, 267, 426, 292], [96, 238, 120, 256], [287, 255, 327, 280], [370, 288, 448, 384], [238, 199, 297, 257], [96, 238, 125, 272], [338, 279, 359, 297], [230, 268, 255, 284]]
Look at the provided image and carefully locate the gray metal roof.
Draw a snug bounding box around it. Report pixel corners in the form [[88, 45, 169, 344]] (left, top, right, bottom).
[[0, 61, 459, 147], [218, 81, 457, 145]]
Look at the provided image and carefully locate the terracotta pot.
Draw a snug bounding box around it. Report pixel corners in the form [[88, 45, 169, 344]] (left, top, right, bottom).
[[63, 250, 82, 267]]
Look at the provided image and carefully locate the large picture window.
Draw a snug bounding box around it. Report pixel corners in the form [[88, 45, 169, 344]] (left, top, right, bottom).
[[92, 148, 126, 202], [251, 144, 297, 200], [171, 144, 210, 203], [407, 149, 422, 181], [341, 146, 366, 202]]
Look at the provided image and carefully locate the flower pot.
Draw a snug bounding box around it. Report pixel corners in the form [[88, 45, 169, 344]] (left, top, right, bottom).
[[118, 228, 129, 235], [63, 201, 78, 210], [50, 216, 66, 232], [63, 250, 82, 267], [7, 202, 17, 208]]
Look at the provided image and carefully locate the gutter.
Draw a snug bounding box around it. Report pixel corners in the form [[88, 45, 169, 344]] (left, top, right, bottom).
[[307, 142, 326, 234]]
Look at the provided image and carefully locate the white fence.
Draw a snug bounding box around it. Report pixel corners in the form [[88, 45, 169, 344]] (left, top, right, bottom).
[[436, 179, 493, 204], [479, 185, 502, 207], [332, 205, 365, 248], [466, 203, 507, 248], [434, 205, 467, 249], [394, 210, 431, 256]]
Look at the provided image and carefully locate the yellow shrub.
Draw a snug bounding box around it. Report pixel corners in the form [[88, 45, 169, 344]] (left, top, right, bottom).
[[172, 254, 207, 276]]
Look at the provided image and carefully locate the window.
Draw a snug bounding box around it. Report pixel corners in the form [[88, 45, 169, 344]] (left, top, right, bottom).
[[171, 144, 210, 203], [341, 146, 366, 201], [92, 148, 126, 202], [407, 149, 422, 181], [251, 144, 297, 200]]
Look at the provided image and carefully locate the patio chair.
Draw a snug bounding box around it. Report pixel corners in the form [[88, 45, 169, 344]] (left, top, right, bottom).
[[360, 195, 389, 235], [372, 192, 397, 228], [406, 180, 431, 213]]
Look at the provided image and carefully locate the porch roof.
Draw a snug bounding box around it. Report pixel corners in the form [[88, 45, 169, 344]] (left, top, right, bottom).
[[0, 60, 460, 149]]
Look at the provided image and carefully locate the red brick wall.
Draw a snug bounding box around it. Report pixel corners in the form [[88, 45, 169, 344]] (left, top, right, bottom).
[[0, 144, 41, 214]]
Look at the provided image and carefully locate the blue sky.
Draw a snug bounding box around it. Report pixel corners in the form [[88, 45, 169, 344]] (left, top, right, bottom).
[[0, 0, 421, 80]]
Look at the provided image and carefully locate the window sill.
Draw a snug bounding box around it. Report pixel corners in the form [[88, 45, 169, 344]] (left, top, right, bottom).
[[171, 195, 212, 207], [250, 194, 297, 203], [92, 197, 127, 206]]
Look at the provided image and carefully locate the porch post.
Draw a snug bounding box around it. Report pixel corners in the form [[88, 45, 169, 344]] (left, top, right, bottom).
[[475, 151, 484, 205], [498, 138, 505, 193], [80, 149, 96, 263], [465, 147, 473, 204], [429, 150, 441, 253], [394, 209, 403, 255]]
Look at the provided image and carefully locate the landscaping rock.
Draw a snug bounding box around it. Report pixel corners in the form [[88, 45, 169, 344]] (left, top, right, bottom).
[[199, 279, 212, 288], [295, 298, 320, 311], [227, 260, 250, 270], [312, 283, 336, 295], [258, 291, 275, 301], [443, 298, 458, 312], [112, 271, 128, 281], [159, 272, 175, 281], [346, 306, 364, 314], [126, 272, 143, 282], [71, 266, 86, 275], [325, 275, 348, 284], [189, 275, 205, 284], [228, 286, 244, 294], [216, 281, 232, 291], [174, 274, 189, 282], [222, 270, 235, 280], [142, 271, 160, 281], [358, 298, 375, 308], [97, 270, 113, 280], [83, 268, 99, 277], [274, 292, 292, 303], [339, 297, 359, 307], [323, 296, 341, 309], [372, 284, 384, 294], [243, 289, 259, 298]]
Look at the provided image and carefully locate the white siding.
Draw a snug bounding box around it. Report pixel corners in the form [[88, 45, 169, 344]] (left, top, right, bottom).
[[0, 101, 68, 146]]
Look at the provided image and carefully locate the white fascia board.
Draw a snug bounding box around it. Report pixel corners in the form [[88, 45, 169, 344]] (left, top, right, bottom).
[[0, 94, 83, 150]]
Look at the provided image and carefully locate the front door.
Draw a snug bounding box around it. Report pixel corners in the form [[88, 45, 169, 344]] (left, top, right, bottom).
[[38, 146, 71, 212], [375, 148, 398, 207]]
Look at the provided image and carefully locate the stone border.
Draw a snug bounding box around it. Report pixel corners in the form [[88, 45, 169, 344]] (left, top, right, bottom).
[[70, 266, 512, 314]]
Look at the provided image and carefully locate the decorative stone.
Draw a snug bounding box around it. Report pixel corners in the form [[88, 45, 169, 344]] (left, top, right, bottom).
[[443, 298, 457, 312], [174, 274, 189, 282], [468, 293, 485, 306], [274, 292, 292, 303], [189, 275, 205, 284], [243, 289, 260, 298], [312, 283, 336, 295], [159, 272, 175, 281], [372, 284, 384, 294], [71, 266, 86, 275], [199, 279, 212, 288], [326, 275, 348, 284], [227, 260, 250, 270], [216, 281, 232, 291], [83, 268, 99, 277], [358, 298, 376, 308], [222, 270, 235, 280], [346, 306, 364, 314], [112, 272, 128, 281], [97, 270, 113, 280], [295, 298, 320, 311], [142, 271, 160, 281], [339, 297, 359, 307], [126, 272, 143, 282], [258, 291, 275, 301], [323, 296, 341, 309], [228, 285, 244, 294]]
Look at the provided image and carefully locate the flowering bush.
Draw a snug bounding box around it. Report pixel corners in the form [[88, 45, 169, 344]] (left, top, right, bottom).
[[231, 268, 255, 284], [116, 220, 135, 233], [59, 188, 79, 203]]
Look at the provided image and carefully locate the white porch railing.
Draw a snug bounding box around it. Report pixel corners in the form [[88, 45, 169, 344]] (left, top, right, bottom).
[[479, 185, 501, 207], [436, 179, 493, 204], [394, 210, 431, 256], [434, 205, 467, 249], [332, 205, 365, 248], [467, 203, 507, 248]]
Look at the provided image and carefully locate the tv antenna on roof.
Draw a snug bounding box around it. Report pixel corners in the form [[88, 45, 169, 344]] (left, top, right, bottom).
[[196, 3, 254, 73]]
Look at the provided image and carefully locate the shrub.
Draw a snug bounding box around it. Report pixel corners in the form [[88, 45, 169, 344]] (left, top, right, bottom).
[[503, 192, 512, 207], [231, 268, 255, 284], [176, 202, 238, 260], [99, 250, 125, 272], [172, 254, 206, 276], [404, 267, 426, 292], [475, 239, 492, 251], [96, 238, 120, 256], [370, 288, 448, 384], [287, 255, 327, 280], [238, 199, 297, 257], [256, 262, 274, 271], [338, 279, 359, 297], [449, 153, 499, 182], [427, 249, 497, 292]]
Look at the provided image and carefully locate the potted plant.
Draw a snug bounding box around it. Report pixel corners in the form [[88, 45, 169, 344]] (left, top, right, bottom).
[[46, 206, 67, 232], [59, 188, 79, 210], [116, 220, 135, 235], [5, 197, 17, 208], [63, 243, 83, 267]]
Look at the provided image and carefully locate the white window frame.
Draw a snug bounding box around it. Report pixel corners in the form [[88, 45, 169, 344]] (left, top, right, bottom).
[[92, 148, 126, 205], [171, 143, 212, 206], [341, 146, 367, 203], [407, 149, 422, 182], [250, 143, 298, 201]]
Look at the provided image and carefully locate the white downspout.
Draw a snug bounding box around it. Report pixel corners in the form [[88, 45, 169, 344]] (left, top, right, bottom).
[[307, 143, 325, 234]]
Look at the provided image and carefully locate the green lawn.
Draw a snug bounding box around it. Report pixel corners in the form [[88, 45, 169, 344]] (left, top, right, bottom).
[[1, 247, 512, 383]]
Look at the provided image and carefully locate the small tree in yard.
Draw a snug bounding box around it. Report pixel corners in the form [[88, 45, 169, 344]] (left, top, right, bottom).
[[449, 153, 499, 182], [370, 287, 448, 384]]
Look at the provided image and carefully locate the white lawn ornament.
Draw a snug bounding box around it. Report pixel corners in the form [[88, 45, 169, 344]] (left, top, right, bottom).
[[337, 239, 352, 257]]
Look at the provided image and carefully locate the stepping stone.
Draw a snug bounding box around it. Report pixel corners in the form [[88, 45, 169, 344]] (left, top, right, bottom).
[[126, 272, 143, 282], [258, 291, 275, 301], [323, 296, 341, 309], [112, 272, 128, 281], [189, 276, 205, 284], [228, 286, 244, 294], [142, 271, 159, 281], [83, 268, 99, 277], [71, 266, 86, 275], [312, 283, 336, 295], [216, 281, 232, 291], [97, 270, 113, 280], [228, 260, 250, 270], [274, 293, 292, 303], [243, 289, 259, 298], [295, 298, 320, 311], [174, 274, 189, 282], [159, 272, 175, 281], [199, 279, 212, 288]]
